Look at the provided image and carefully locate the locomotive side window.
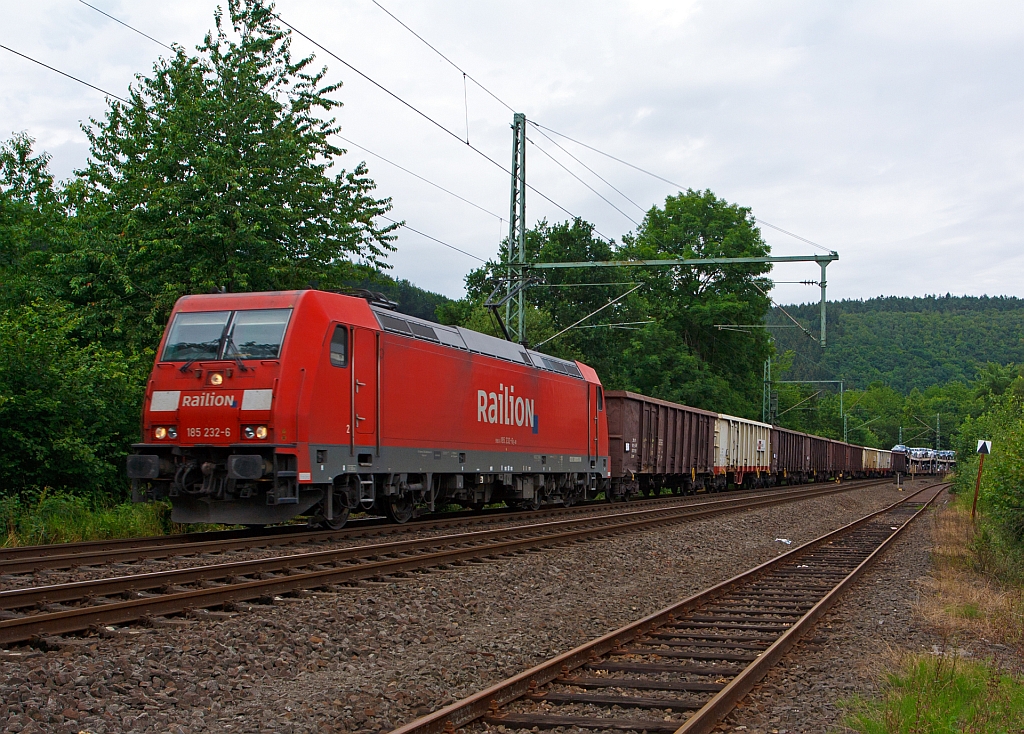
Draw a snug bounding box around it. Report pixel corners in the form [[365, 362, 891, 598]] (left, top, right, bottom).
[[329, 325, 349, 367], [597, 386, 604, 411], [225, 309, 292, 359], [162, 311, 230, 361]]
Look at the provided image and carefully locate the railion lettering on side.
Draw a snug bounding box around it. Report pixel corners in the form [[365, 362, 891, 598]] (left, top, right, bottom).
[[475, 384, 535, 431]]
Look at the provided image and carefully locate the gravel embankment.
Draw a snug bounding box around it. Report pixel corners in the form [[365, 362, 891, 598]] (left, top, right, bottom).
[[0, 487, 840, 593], [0, 480, 928, 734], [724, 490, 1021, 734]]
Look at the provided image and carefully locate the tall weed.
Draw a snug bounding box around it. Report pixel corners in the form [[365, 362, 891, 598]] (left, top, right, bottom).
[[1, 492, 170, 546]]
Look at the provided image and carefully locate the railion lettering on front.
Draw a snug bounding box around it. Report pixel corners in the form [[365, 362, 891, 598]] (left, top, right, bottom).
[[180, 393, 237, 408]]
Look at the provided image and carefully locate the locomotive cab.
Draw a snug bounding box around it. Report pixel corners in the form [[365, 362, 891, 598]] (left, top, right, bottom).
[[128, 291, 339, 525]]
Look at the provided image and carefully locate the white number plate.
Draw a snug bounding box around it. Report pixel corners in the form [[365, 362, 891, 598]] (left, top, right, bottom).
[[186, 427, 232, 438]]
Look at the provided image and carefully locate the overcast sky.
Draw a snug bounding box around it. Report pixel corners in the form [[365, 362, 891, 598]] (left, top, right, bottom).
[[3, 0, 1023, 305]]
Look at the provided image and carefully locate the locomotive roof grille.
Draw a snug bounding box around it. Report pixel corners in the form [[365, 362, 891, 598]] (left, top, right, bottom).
[[370, 306, 582, 378]]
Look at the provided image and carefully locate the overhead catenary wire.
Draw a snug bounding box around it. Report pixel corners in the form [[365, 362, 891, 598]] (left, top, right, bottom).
[[274, 14, 612, 240], [531, 123, 834, 254], [2, 30, 485, 267], [0, 43, 129, 103], [366, 1, 640, 235], [526, 135, 640, 227], [64, 1, 499, 263], [536, 282, 638, 348], [337, 135, 505, 223], [366, 0, 833, 254], [76, 0, 174, 51], [369, 0, 515, 114], [379, 216, 487, 263], [528, 120, 647, 214], [70, 0, 600, 243]]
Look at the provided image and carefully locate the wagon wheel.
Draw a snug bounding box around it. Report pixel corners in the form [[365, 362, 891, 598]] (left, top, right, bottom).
[[385, 493, 415, 524]]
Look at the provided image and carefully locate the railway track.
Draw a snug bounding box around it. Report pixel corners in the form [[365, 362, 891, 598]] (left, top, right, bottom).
[[0, 479, 888, 646], [0, 478, 896, 575], [385, 481, 945, 734]]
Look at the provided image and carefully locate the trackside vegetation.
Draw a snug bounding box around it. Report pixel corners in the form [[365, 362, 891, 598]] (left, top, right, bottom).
[[1, 493, 170, 546], [0, 0, 400, 507], [842, 655, 1024, 733]]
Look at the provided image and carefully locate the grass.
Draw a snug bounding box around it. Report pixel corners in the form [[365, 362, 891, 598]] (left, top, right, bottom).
[[922, 495, 1024, 648], [0, 492, 175, 546], [841, 490, 1024, 733], [843, 653, 1024, 733]]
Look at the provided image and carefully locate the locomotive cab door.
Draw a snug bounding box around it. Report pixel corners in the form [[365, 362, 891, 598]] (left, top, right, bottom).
[[352, 328, 378, 445], [309, 324, 352, 446]]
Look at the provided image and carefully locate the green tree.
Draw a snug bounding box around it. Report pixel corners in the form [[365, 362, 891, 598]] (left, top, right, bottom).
[[618, 189, 773, 415], [58, 0, 397, 349], [0, 133, 67, 309]]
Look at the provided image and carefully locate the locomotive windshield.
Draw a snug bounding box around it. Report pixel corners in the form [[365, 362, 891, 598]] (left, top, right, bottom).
[[162, 308, 292, 362]]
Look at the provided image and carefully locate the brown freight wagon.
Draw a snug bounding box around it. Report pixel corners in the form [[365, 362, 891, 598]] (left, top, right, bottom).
[[770, 426, 810, 483], [605, 391, 716, 499], [808, 435, 831, 478], [829, 440, 863, 477]]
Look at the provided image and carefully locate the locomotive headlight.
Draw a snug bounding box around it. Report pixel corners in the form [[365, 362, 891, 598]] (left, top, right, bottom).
[[167, 427, 178, 439], [243, 426, 256, 439], [209, 372, 224, 386], [154, 426, 167, 440], [255, 425, 268, 439]]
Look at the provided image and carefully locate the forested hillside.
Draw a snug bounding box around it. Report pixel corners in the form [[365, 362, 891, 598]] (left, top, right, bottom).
[[769, 295, 1024, 393]]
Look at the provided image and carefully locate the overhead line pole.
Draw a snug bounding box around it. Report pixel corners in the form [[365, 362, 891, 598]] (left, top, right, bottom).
[[526, 252, 838, 347], [507, 113, 527, 344]]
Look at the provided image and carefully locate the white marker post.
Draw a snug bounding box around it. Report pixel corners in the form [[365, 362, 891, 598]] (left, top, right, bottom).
[[972, 440, 992, 522]]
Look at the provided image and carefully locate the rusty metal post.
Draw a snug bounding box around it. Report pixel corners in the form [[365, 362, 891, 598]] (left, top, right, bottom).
[[971, 453, 985, 522]]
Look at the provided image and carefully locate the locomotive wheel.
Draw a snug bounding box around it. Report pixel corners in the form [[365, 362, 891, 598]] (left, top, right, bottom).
[[321, 505, 350, 531], [515, 495, 542, 511], [385, 494, 415, 524]]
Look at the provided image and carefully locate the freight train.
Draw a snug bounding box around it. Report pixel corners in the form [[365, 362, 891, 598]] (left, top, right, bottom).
[[127, 290, 952, 527]]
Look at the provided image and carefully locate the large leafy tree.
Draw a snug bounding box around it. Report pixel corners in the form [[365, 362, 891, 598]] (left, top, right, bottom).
[[0, 0, 403, 498], [617, 189, 773, 414], [59, 0, 397, 348]]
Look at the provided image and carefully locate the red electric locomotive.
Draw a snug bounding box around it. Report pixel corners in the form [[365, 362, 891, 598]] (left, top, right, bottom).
[[127, 290, 610, 527]]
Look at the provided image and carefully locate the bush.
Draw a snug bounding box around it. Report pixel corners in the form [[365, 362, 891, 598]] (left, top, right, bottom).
[[1, 492, 170, 546], [953, 391, 1024, 544], [0, 300, 146, 498]]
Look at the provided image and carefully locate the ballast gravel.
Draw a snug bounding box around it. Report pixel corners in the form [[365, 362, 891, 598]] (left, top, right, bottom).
[[0, 489, 812, 593], [723, 490, 1022, 734], [0, 479, 931, 734]]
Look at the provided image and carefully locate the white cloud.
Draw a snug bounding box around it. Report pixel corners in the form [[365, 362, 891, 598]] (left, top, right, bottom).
[[1, 0, 1021, 302]]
